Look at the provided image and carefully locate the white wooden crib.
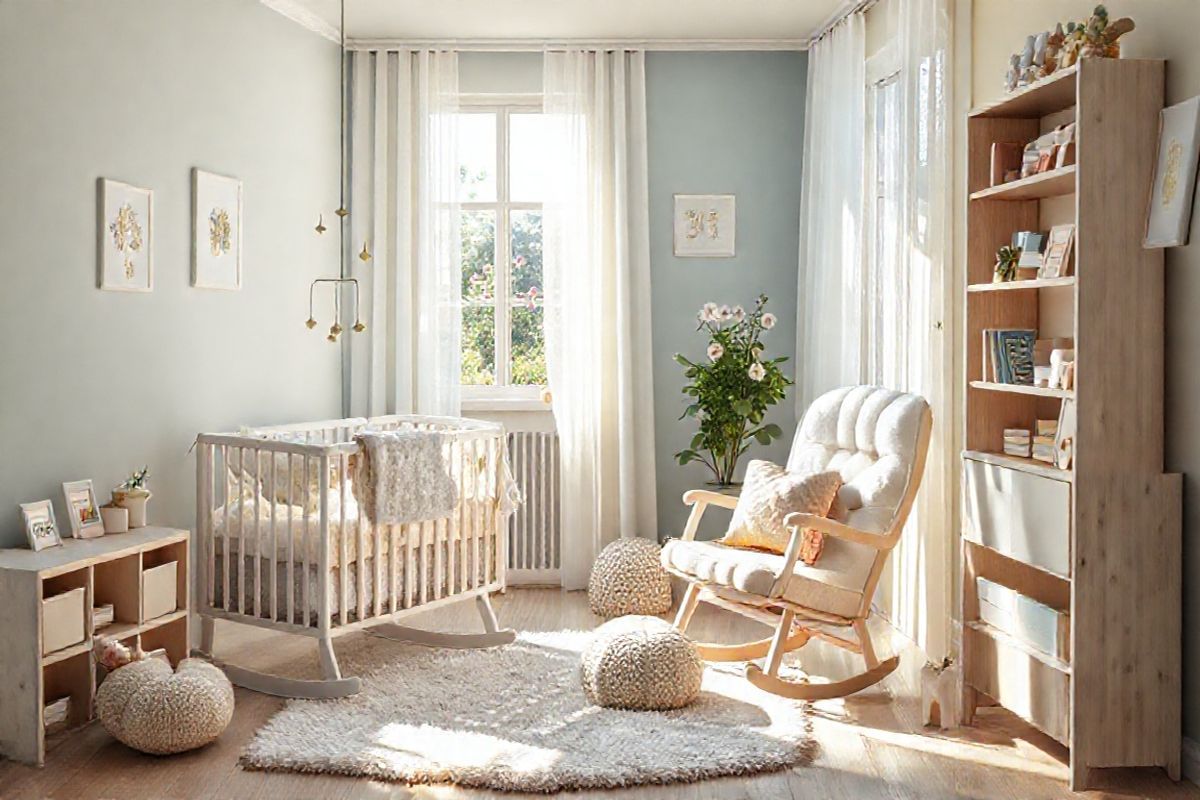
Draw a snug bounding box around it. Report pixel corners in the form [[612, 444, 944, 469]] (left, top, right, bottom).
[[193, 415, 516, 699]]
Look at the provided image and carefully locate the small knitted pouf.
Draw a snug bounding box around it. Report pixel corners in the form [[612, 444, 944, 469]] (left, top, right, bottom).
[[580, 615, 703, 710], [96, 657, 234, 755], [588, 538, 673, 617]]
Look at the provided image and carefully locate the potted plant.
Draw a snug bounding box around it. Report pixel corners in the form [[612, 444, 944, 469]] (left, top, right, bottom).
[[673, 295, 792, 487], [112, 466, 151, 528]]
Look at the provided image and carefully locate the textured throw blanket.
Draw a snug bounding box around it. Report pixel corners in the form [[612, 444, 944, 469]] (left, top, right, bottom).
[[352, 431, 458, 525]]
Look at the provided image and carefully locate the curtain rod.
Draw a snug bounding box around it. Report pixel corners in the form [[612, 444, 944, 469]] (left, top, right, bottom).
[[809, 0, 882, 45], [345, 37, 810, 53]]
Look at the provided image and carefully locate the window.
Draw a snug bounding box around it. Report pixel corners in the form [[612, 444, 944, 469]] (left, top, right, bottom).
[[457, 101, 550, 399]]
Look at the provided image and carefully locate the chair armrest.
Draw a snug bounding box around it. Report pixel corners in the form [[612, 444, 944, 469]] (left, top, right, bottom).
[[781, 512, 892, 550], [682, 489, 739, 510]]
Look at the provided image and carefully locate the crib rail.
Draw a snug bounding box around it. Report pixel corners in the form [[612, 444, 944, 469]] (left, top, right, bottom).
[[195, 416, 509, 638]]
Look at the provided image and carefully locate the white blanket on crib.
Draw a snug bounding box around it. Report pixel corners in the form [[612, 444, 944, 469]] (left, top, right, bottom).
[[352, 430, 458, 525]]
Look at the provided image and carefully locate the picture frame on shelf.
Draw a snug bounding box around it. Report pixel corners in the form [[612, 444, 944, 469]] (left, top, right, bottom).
[[62, 479, 104, 539], [673, 194, 735, 258], [1054, 398, 1076, 471], [1039, 223, 1075, 278], [97, 178, 153, 292], [1145, 95, 1200, 249], [19, 500, 62, 552], [191, 168, 243, 290]]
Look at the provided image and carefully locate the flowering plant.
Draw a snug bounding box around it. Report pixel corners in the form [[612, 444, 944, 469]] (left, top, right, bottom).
[[673, 295, 792, 486]]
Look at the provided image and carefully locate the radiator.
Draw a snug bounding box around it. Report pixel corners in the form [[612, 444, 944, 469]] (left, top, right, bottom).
[[506, 430, 561, 584]]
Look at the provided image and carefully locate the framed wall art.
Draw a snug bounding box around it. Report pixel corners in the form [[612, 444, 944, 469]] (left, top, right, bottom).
[[192, 168, 243, 290], [19, 500, 62, 552], [98, 178, 153, 292], [62, 479, 104, 539], [1145, 95, 1200, 249], [673, 194, 736, 258]]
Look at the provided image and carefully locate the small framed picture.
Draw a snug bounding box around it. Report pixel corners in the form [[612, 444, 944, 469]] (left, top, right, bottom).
[[98, 178, 153, 292], [62, 480, 104, 539], [192, 169, 243, 290], [20, 500, 62, 552], [673, 194, 736, 258], [1039, 224, 1076, 278], [1145, 96, 1200, 249]]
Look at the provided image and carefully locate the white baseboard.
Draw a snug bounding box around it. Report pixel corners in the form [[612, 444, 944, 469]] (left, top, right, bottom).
[[1182, 737, 1200, 786]]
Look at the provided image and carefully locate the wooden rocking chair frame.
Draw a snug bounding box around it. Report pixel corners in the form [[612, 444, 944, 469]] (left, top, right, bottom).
[[668, 407, 932, 701]]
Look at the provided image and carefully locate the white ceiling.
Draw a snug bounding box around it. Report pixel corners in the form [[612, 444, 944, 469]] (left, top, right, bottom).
[[266, 0, 845, 44]]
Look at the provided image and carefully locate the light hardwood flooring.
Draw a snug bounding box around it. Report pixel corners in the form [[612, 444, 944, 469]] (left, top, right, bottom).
[[1, 588, 1195, 800]]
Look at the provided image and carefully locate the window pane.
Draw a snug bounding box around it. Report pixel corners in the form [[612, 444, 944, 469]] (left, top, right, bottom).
[[510, 113, 549, 202], [456, 113, 496, 202], [462, 306, 496, 386], [461, 210, 495, 302], [511, 305, 546, 386], [511, 210, 542, 299]]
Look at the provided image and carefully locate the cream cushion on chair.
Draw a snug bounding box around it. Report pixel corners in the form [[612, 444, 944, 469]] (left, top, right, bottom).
[[662, 386, 929, 618]]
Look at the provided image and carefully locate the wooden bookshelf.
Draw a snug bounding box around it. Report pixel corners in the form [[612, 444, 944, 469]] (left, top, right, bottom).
[[960, 59, 1180, 790]]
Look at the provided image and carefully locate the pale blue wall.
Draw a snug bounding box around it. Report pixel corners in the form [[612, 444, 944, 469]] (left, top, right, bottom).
[[646, 51, 808, 540]]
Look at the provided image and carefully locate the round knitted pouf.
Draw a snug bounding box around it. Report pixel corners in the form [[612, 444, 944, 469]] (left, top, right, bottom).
[[588, 538, 672, 618], [580, 615, 703, 710], [96, 657, 234, 755]]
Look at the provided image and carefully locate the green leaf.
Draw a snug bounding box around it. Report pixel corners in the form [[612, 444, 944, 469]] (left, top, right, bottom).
[[733, 400, 751, 416], [690, 433, 705, 449], [684, 404, 699, 417], [677, 450, 696, 465], [763, 423, 783, 438], [754, 430, 772, 445]]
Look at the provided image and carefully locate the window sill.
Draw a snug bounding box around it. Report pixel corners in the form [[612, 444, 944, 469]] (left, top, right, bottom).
[[461, 397, 553, 413]]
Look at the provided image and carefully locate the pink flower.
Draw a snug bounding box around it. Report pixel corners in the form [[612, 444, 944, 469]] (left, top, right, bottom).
[[748, 362, 766, 381], [761, 312, 777, 330], [732, 305, 745, 322], [707, 343, 725, 361]]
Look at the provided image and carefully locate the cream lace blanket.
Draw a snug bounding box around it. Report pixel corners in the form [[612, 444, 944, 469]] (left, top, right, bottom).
[[352, 430, 458, 525]]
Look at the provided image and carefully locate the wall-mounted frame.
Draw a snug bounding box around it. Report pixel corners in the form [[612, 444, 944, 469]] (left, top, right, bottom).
[[62, 479, 104, 539], [97, 178, 153, 292], [1145, 95, 1200, 249], [192, 168, 243, 290], [673, 194, 736, 258]]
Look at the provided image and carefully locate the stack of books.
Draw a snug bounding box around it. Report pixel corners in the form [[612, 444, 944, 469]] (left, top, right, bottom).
[[1003, 428, 1031, 458], [1032, 419, 1058, 464], [982, 329, 1036, 385]]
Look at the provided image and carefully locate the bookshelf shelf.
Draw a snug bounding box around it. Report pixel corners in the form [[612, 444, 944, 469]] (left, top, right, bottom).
[[969, 64, 1078, 119], [969, 165, 1076, 201], [967, 276, 1075, 293], [962, 449, 1072, 482], [969, 380, 1073, 399]]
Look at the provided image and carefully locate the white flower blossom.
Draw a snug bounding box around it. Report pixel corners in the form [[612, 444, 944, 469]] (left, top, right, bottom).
[[707, 343, 725, 361], [700, 302, 719, 322], [732, 305, 745, 322], [748, 362, 766, 381], [761, 312, 777, 330], [718, 304, 733, 321]]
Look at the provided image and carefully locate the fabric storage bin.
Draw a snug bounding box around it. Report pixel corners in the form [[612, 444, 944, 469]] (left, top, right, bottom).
[[962, 458, 1071, 576], [42, 587, 86, 655], [142, 561, 178, 621], [977, 577, 1070, 662]]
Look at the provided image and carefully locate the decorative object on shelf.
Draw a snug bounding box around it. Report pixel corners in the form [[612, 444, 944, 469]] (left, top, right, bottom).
[[191, 169, 242, 290], [673, 194, 736, 257], [93, 603, 115, 630], [1053, 123, 1077, 169], [1040, 224, 1076, 278], [62, 479, 104, 539], [112, 466, 151, 528], [1032, 419, 1058, 464], [921, 657, 960, 730], [1003, 428, 1032, 458], [95, 654, 234, 756], [580, 615, 703, 711], [19, 499, 61, 552], [305, 277, 366, 342], [1003, 6, 1134, 93], [97, 178, 153, 292], [1072, 5, 1134, 62], [1048, 347, 1075, 390], [99, 503, 129, 533], [1145, 95, 1200, 249], [992, 244, 1020, 283], [43, 696, 71, 736], [1013, 231, 1046, 278], [587, 538, 672, 618], [1054, 399, 1076, 469], [673, 295, 791, 486], [982, 329, 1036, 385], [990, 142, 1023, 186]]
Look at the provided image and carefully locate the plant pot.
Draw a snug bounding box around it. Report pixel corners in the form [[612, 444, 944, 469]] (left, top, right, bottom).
[[112, 489, 151, 528], [100, 505, 129, 534]]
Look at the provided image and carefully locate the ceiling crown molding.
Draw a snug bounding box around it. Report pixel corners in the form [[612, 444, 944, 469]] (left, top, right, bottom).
[[345, 37, 809, 52], [260, 0, 342, 44]]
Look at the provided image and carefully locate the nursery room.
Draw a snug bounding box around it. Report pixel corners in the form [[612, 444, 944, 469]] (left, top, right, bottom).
[[3, 0, 1200, 797]]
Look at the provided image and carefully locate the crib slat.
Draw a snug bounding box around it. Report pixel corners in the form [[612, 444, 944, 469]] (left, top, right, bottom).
[[373, 516, 382, 619], [254, 448, 262, 619], [199, 443, 214, 608], [538, 433, 546, 572], [287, 455, 295, 625], [434, 518, 444, 601], [222, 446, 230, 612], [447, 439, 457, 598], [303, 455, 312, 628], [404, 522, 416, 608], [318, 454, 331, 633], [351, 454, 364, 623], [471, 438, 480, 590], [389, 522, 398, 615], [237, 448, 246, 616], [417, 520, 427, 605], [341, 453, 350, 626], [269, 450, 278, 622]]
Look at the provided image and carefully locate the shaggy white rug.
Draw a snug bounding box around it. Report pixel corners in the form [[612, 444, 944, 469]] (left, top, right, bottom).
[[241, 630, 814, 792]]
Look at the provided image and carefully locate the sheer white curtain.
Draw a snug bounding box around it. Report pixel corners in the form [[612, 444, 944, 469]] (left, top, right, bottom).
[[346, 50, 461, 417], [542, 50, 658, 590], [796, 13, 867, 411]]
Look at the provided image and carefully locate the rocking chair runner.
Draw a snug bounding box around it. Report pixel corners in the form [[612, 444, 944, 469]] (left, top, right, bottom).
[[662, 386, 932, 700]]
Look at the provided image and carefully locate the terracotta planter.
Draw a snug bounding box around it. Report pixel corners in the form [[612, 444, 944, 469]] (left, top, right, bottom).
[[100, 505, 129, 534], [112, 489, 151, 528]]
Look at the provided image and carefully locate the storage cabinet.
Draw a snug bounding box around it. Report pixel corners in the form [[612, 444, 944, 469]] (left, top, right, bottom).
[[0, 527, 189, 765], [960, 58, 1181, 790]]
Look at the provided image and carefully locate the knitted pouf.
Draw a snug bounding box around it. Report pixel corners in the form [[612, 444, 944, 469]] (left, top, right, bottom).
[[588, 538, 673, 617], [96, 657, 234, 755], [580, 615, 703, 711]]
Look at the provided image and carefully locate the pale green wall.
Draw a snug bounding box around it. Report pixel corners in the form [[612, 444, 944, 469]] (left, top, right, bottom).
[[0, 0, 343, 547], [646, 51, 808, 540]]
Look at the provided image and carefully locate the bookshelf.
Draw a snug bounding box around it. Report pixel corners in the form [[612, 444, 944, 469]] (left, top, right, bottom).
[[960, 59, 1181, 790]]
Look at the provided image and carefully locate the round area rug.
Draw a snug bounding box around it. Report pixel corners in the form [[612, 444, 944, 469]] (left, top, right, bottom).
[[240, 630, 814, 792]]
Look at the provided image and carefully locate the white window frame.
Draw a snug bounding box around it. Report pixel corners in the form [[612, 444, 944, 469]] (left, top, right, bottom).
[[458, 93, 548, 409]]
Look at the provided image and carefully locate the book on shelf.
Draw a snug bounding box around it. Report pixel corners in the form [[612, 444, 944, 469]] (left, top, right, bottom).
[[982, 329, 1036, 385], [1003, 429, 1032, 458], [1036, 419, 1059, 437]]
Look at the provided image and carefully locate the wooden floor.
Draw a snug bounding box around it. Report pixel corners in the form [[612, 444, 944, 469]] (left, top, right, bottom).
[[1, 588, 1195, 800]]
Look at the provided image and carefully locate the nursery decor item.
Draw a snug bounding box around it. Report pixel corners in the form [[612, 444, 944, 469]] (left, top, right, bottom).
[[241, 630, 813, 791], [96, 656, 233, 755], [992, 244, 1020, 283], [192, 169, 243, 290], [673, 194, 736, 257], [580, 615, 703, 711], [673, 295, 791, 487], [1003, 6, 1134, 92], [99, 503, 129, 533], [61, 479, 104, 539], [1145, 95, 1200, 248], [112, 466, 151, 528], [587, 538, 672, 618], [1040, 224, 1076, 278], [98, 178, 153, 292], [920, 658, 960, 729], [720, 460, 841, 559], [19, 500, 61, 552]]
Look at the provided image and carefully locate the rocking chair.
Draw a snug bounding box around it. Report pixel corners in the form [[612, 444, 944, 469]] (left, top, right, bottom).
[[662, 386, 932, 700]]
